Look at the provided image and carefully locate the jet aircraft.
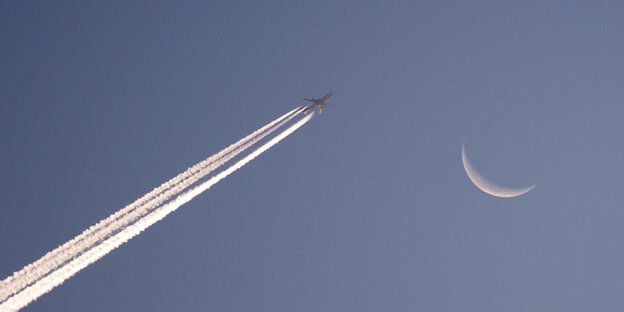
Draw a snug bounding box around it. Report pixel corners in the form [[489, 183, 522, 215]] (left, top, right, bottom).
[[302, 91, 334, 114]]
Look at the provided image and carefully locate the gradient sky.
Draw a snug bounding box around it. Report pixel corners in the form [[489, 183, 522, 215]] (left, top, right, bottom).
[[2, 1, 624, 311]]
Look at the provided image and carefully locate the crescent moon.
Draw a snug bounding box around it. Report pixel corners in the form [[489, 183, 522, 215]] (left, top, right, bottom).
[[462, 143, 535, 198]]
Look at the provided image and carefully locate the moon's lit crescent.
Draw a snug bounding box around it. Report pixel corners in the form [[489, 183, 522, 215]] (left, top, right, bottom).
[[462, 143, 535, 198]]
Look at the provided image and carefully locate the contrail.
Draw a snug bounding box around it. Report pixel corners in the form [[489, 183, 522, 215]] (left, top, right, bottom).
[[0, 106, 303, 304], [0, 109, 313, 311]]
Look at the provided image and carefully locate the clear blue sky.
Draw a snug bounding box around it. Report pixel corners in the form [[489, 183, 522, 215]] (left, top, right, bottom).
[[2, 1, 624, 311]]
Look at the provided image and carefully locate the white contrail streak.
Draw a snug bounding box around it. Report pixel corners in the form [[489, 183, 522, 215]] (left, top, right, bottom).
[[0, 106, 303, 304], [0, 109, 312, 311], [0, 106, 301, 296]]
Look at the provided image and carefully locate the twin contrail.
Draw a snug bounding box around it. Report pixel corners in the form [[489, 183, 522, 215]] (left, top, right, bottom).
[[0, 107, 313, 311], [0, 107, 301, 303]]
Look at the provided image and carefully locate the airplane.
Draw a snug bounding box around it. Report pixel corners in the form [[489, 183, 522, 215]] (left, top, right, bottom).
[[302, 91, 334, 114]]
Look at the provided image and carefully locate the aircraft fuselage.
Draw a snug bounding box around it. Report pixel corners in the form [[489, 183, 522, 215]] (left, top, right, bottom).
[[302, 91, 334, 114]]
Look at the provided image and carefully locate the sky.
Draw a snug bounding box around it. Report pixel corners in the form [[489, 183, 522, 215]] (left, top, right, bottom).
[[1, 1, 624, 311]]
